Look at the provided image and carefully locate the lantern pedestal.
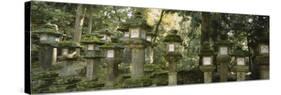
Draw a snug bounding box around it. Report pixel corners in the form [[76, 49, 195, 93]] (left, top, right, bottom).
[[104, 58, 119, 88], [217, 55, 231, 82], [233, 66, 249, 81], [100, 42, 124, 88], [165, 53, 182, 85], [128, 39, 148, 79], [131, 47, 145, 79], [200, 65, 215, 83], [39, 46, 57, 68]]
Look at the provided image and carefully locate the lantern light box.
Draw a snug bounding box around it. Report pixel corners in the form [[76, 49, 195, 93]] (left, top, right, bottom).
[[40, 35, 48, 41], [146, 36, 152, 42], [87, 44, 94, 50], [124, 32, 130, 37], [260, 45, 269, 54], [130, 29, 139, 38], [203, 57, 212, 65], [62, 48, 68, 56], [168, 44, 175, 52], [237, 57, 245, 65], [107, 50, 114, 58], [219, 47, 228, 55]]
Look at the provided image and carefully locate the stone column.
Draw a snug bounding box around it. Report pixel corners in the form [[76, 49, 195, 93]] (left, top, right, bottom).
[[166, 54, 181, 85], [105, 58, 118, 87], [234, 66, 249, 81], [39, 46, 57, 68], [217, 55, 231, 82], [131, 47, 145, 79], [200, 66, 215, 83], [168, 57, 177, 85], [86, 59, 98, 80]]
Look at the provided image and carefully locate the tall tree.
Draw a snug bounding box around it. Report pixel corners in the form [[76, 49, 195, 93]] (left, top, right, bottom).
[[73, 4, 86, 55]]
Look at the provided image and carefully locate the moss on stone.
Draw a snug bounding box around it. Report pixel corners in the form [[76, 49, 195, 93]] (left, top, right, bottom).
[[58, 41, 81, 48], [164, 34, 182, 42]]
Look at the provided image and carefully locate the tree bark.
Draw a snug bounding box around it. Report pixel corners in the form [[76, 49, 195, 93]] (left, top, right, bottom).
[[73, 4, 85, 55], [88, 6, 93, 34], [153, 10, 165, 43]]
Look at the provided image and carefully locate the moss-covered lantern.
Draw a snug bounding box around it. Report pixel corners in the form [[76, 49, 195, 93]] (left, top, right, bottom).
[[100, 36, 124, 87], [33, 24, 63, 68], [163, 29, 183, 85], [215, 40, 233, 82], [199, 42, 216, 83], [126, 9, 151, 79], [231, 47, 250, 81], [80, 34, 105, 80]]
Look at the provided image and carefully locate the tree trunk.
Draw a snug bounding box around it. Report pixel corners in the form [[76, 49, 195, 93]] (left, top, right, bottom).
[[153, 10, 165, 42], [73, 4, 85, 55], [88, 6, 93, 34], [201, 13, 211, 44]]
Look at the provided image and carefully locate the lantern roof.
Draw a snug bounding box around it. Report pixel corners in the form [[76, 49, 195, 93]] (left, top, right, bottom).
[[215, 40, 233, 47], [81, 34, 104, 45], [58, 41, 82, 48], [33, 24, 63, 37], [230, 47, 251, 57], [100, 37, 124, 49], [199, 42, 215, 56], [163, 30, 182, 42], [98, 29, 113, 36], [117, 24, 129, 33], [125, 10, 152, 30]]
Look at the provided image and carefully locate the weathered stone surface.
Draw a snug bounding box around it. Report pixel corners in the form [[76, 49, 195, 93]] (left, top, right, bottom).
[[168, 72, 177, 85], [237, 72, 246, 81], [131, 48, 145, 79], [203, 72, 213, 83]]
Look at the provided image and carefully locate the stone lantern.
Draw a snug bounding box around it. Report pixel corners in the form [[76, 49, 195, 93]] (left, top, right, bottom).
[[34, 24, 63, 69], [81, 34, 104, 80], [215, 40, 232, 82], [231, 47, 250, 81], [255, 36, 269, 79], [163, 30, 183, 85], [126, 10, 150, 79], [199, 42, 216, 83], [100, 35, 124, 87]]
